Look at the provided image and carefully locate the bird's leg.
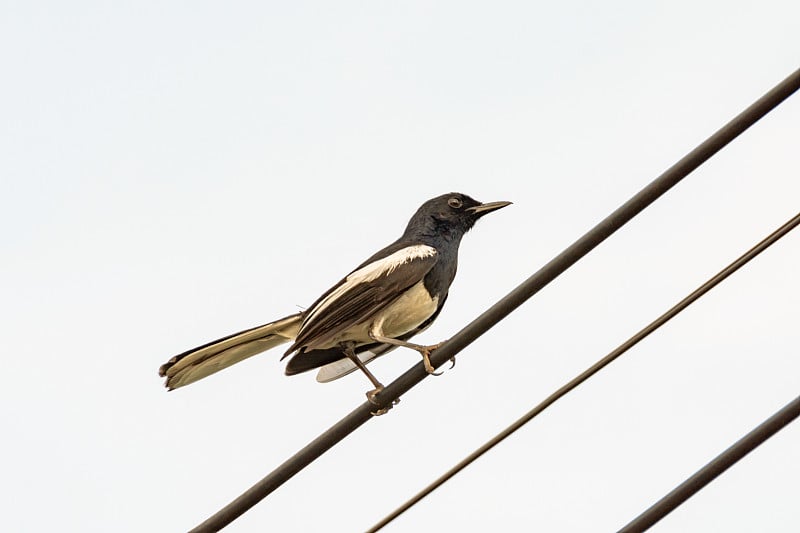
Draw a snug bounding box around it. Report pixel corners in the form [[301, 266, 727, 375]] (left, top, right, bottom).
[[342, 342, 394, 416], [368, 324, 446, 376], [342, 342, 383, 395]]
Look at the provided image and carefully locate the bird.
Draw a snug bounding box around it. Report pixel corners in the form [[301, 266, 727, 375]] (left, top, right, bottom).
[[159, 192, 510, 409]]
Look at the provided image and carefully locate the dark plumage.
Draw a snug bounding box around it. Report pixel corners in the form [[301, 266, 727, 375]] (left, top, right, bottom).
[[159, 192, 510, 405]]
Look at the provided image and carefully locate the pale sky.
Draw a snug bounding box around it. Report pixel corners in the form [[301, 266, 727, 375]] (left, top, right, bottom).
[[2, 2, 799, 532]]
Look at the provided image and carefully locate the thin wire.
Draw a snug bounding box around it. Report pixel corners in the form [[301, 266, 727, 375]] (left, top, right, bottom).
[[619, 394, 800, 532], [367, 211, 800, 532], [188, 68, 800, 533]]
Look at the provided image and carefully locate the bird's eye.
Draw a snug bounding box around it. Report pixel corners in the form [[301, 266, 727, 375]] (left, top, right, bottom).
[[448, 197, 463, 209]]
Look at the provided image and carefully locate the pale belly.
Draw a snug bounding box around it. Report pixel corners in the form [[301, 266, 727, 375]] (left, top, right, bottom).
[[375, 281, 439, 338]]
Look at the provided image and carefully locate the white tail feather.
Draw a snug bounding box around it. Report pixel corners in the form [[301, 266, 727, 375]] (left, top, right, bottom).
[[161, 313, 302, 389]]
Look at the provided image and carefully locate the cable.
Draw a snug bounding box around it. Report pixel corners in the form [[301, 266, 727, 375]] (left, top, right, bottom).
[[618, 394, 800, 532], [188, 68, 800, 533], [367, 211, 800, 531]]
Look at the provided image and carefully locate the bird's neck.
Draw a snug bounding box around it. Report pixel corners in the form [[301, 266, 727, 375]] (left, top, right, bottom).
[[404, 218, 466, 250], [421, 233, 464, 258]]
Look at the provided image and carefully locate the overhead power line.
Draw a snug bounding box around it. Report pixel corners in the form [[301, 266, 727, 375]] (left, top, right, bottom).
[[189, 68, 800, 533], [368, 211, 800, 531], [619, 394, 800, 532]]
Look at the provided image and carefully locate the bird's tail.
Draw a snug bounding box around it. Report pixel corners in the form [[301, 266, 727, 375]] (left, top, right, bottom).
[[159, 313, 303, 390], [314, 344, 394, 383]]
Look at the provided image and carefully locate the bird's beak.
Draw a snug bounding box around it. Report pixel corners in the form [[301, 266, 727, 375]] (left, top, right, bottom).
[[467, 200, 512, 217]]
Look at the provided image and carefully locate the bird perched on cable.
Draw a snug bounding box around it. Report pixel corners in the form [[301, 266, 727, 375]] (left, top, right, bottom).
[[159, 193, 510, 406]]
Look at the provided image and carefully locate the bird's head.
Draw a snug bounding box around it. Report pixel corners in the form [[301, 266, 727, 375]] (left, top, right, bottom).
[[405, 192, 512, 241]]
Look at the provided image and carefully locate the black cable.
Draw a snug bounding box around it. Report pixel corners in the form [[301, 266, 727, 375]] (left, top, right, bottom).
[[368, 211, 800, 531], [188, 68, 800, 533], [618, 394, 800, 532]]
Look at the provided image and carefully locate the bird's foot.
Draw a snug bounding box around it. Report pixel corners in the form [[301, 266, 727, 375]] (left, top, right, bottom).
[[421, 349, 439, 375], [366, 386, 383, 404], [420, 341, 448, 376], [366, 386, 399, 416], [449, 356, 457, 369]]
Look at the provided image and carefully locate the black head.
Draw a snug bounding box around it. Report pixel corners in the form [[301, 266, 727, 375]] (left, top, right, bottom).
[[403, 192, 511, 242]]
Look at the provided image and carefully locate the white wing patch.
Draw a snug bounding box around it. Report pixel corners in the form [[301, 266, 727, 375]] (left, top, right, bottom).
[[301, 244, 437, 329]]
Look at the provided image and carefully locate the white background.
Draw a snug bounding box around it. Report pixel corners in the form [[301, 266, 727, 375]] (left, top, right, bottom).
[[2, 2, 799, 531]]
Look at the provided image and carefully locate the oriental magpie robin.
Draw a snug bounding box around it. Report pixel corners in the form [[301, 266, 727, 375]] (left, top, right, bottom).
[[159, 193, 510, 405]]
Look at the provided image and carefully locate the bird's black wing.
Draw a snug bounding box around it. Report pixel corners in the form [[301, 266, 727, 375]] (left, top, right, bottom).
[[285, 244, 438, 354]]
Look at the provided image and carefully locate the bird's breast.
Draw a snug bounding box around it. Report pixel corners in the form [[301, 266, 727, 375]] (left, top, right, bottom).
[[373, 280, 439, 339]]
